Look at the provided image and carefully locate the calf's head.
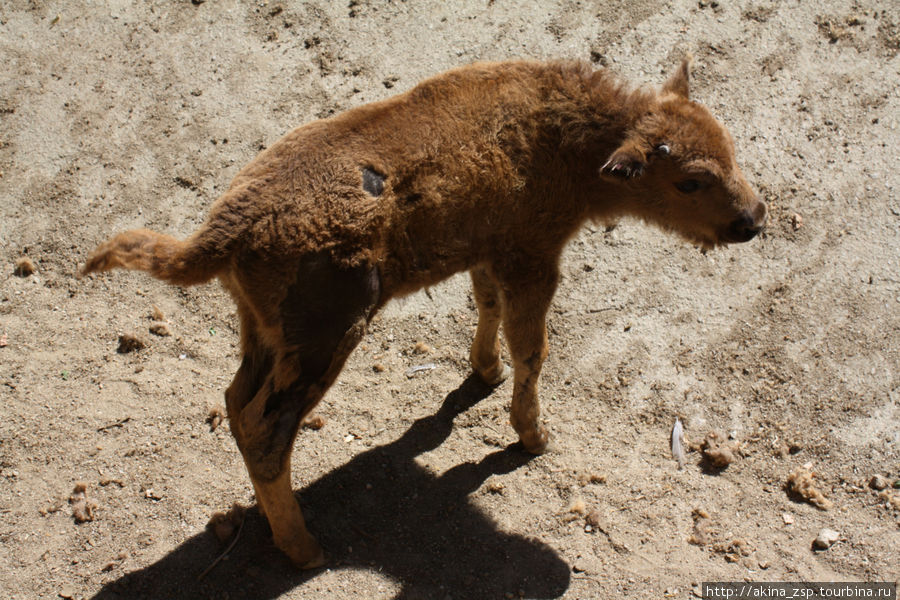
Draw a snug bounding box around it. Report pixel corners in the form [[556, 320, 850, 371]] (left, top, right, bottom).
[[601, 59, 767, 249]]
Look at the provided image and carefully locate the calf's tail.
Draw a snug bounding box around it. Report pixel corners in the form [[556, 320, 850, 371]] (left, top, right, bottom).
[[82, 185, 258, 286]]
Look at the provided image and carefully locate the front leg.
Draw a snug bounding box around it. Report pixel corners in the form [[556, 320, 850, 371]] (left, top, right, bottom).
[[497, 263, 559, 454]]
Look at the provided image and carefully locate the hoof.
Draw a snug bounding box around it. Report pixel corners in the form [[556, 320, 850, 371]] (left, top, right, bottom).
[[279, 536, 326, 569], [520, 427, 550, 455], [297, 546, 327, 570], [476, 363, 511, 386]]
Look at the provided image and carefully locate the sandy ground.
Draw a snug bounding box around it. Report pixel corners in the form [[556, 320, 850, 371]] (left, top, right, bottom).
[[1, 1, 899, 598]]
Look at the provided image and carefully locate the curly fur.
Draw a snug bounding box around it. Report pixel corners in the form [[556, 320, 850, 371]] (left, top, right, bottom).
[[82, 58, 766, 567]]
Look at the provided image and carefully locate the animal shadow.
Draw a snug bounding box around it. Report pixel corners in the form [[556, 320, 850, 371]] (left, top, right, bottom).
[[92, 375, 571, 599]]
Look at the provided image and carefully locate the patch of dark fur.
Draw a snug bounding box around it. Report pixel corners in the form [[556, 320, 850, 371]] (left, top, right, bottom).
[[362, 167, 385, 197], [263, 254, 379, 419]]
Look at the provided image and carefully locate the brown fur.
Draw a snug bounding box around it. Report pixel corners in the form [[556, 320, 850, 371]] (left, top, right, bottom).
[[82, 58, 766, 567]]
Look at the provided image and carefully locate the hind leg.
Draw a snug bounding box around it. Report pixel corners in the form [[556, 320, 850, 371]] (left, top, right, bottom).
[[236, 320, 369, 566], [223, 303, 274, 517], [231, 368, 318, 567], [469, 266, 511, 385], [243, 422, 323, 568], [228, 256, 379, 567], [234, 366, 327, 568]]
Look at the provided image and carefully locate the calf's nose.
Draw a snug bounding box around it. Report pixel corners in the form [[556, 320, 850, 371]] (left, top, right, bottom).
[[725, 209, 764, 243]]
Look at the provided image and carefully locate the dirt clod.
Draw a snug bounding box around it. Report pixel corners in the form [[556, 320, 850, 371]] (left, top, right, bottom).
[[786, 468, 833, 510], [117, 334, 145, 354], [13, 256, 35, 277], [207, 503, 245, 544], [696, 432, 737, 469], [69, 482, 97, 523], [149, 322, 171, 336], [485, 481, 505, 494], [585, 510, 603, 528], [206, 405, 225, 431], [150, 305, 166, 321], [302, 414, 326, 430], [566, 497, 587, 515], [577, 472, 607, 485], [712, 538, 753, 562], [688, 508, 714, 546]]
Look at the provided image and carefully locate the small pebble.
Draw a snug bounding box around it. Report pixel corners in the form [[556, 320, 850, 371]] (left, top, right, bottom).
[[813, 528, 840, 550], [869, 475, 889, 490]]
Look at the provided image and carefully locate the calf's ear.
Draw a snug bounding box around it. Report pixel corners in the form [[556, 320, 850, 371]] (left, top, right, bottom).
[[600, 140, 647, 180], [662, 56, 692, 99]]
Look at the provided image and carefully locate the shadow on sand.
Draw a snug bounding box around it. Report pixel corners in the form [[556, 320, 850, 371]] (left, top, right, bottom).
[[92, 375, 571, 599]]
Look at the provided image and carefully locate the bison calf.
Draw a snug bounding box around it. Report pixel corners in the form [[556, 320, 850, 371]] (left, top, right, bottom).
[[83, 57, 766, 567]]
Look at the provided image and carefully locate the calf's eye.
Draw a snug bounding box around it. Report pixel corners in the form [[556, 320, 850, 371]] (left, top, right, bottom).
[[675, 179, 701, 194]]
